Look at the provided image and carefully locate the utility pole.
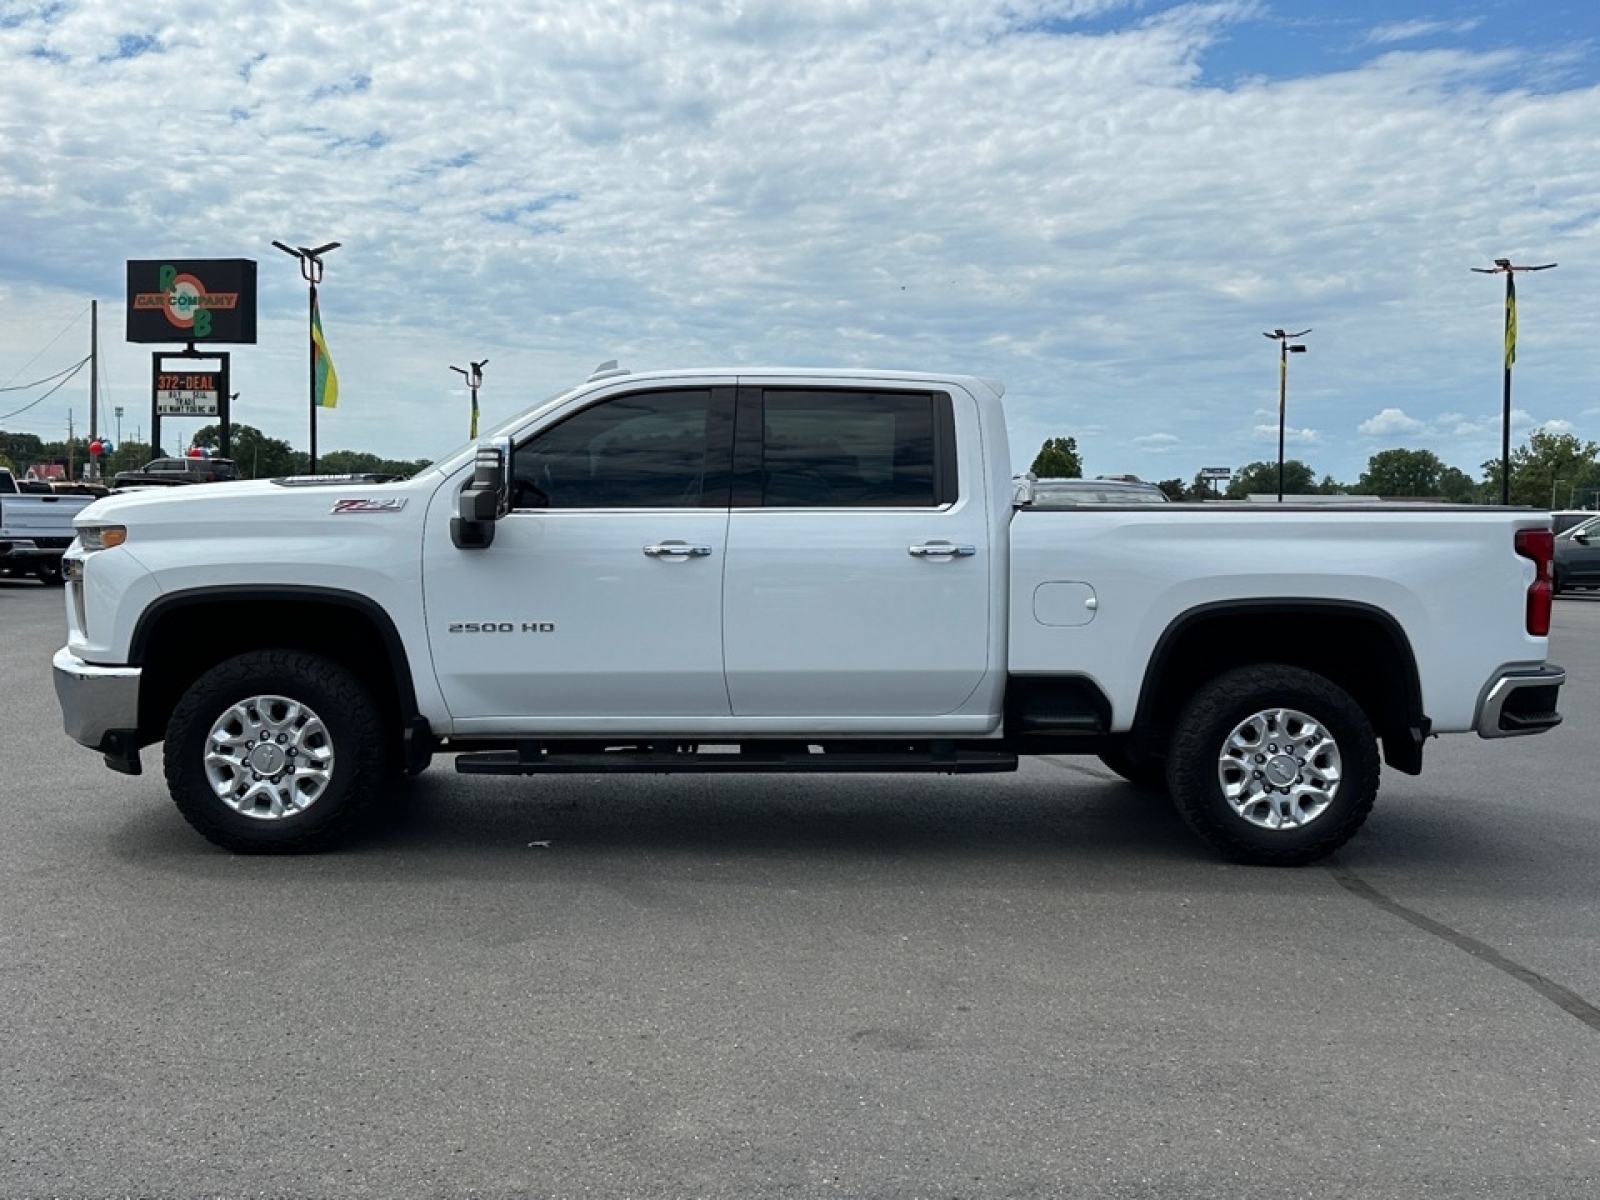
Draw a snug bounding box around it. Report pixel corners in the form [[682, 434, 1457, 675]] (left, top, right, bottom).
[[1263, 328, 1310, 502], [1472, 258, 1556, 505], [271, 239, 341, 473], [87, 301, 99, 480], [450, 359, 488, 439]]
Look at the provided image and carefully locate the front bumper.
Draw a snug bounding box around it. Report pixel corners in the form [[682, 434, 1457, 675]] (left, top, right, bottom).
[[53, 647, 143, 770], [1476, 664, 1565, 738]]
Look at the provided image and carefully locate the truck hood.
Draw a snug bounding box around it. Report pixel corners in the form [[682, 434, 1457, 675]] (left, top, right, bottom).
[[74, 474, 443, 530]]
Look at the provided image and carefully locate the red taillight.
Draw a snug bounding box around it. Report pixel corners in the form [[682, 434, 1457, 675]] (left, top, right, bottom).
[[1515, 528, 1554, 637]]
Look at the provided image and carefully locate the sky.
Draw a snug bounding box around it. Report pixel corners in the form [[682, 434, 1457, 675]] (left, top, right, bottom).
[[3, 0, 1600, 485]]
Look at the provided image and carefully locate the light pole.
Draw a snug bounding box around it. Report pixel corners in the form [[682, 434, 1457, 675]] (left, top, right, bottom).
[[450, 359, 488, 439], [1472, 258, 1556, 505], [271, 239, 341, 473], [1263, 328, 1310, 502]]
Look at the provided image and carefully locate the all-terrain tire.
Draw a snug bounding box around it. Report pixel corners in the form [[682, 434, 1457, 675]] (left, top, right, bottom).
[[1166, 664, 1379, 866], [163, 650, 390, 853]]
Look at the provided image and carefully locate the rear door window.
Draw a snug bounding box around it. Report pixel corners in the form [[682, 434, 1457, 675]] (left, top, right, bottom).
[[734, 388, 957, 508]]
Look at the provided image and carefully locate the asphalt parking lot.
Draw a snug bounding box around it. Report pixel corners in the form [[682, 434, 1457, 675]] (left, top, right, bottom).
[[3, 579, 1599, 1199]]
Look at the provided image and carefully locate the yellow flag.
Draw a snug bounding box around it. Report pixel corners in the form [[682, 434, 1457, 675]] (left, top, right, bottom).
[[312, 293, 339, 409], [1504, 274, 1517, 369]]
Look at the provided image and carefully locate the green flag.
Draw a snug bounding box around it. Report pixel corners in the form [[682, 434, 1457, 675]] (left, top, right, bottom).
[[312, 293, 339, 409]]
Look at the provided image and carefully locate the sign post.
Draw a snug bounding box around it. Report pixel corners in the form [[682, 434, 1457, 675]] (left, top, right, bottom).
[[150, 352, 231, 458], [1199, 466, 1232, 499]]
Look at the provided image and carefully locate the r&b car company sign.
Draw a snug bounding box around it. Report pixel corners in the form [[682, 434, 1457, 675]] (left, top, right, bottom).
[[126, 259, 258, 344]]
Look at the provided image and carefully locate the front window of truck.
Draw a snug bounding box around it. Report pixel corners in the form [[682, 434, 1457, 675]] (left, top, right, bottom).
[[423, 384, 584, 477]]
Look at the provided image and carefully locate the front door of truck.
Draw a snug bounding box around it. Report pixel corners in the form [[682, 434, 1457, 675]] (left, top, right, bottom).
[[721, 385, 992, 718], [424, 385, 736, 726]]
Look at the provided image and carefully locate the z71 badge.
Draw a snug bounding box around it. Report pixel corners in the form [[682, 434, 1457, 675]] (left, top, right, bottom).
[[331, 498, 408, 514]]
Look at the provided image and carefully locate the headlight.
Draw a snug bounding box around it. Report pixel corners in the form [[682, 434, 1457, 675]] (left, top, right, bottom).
[[77, 525, 128, 552]]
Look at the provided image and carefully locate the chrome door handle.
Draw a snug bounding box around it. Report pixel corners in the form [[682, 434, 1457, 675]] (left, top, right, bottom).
[[643, 542, 714, 558], [908, 542, 977, 558]]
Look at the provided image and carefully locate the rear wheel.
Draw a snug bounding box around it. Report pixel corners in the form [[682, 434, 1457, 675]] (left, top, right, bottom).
[[164, 650, 390, 853], [1166, 664, 1379, 866]]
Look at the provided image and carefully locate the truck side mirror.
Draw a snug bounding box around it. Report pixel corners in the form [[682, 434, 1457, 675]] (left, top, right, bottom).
[[451, 438, 511, 549]]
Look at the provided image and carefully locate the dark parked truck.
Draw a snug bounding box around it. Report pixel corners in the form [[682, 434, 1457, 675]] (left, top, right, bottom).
[[52, 365, 1566, 864], [111, 457, 240, 489]]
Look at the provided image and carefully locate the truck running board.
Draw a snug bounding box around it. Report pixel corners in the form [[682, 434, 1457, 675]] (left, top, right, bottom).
[[454, 741, 1019, 776]]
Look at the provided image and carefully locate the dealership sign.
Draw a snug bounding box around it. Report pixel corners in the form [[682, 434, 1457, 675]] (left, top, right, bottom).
[[126, 259, 258, 344]]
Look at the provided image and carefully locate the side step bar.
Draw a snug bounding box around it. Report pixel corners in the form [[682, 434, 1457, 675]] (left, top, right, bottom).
[[455, 741, 1019, 776]]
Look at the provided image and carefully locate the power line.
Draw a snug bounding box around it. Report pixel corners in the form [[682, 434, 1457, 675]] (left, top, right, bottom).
[[0, 355, 93, 423], [0, 354, 93, 392], [2, 303, 92, 389]]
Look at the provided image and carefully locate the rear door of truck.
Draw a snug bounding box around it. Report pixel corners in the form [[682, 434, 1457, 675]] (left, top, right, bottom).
[[720, 381, 992, 718]]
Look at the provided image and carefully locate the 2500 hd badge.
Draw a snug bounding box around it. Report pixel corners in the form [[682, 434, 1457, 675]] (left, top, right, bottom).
[[447, 622, 556, 633]]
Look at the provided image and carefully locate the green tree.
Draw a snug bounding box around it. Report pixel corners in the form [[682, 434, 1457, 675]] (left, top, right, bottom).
[[1357, 448, 1447, 497], [1224, 459, 1317, 498], [0, 431, 44, 469], [1438, 466, 1482, 504], [107, 440, 155, 477], [192, 423, 298, 479], [318, 449, 431, 478], [1029, 437, 1083, 479], [1485, 429, 1600, 508]]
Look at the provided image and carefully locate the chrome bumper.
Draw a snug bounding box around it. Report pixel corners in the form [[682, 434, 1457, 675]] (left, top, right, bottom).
[[53, 647, 142, 749], [1476, 664, 1565, 738]]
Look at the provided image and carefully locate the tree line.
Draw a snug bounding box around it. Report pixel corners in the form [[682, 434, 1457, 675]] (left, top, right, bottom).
[[7, 422, 1597, 508], [1029, 432, 1600, 508], [0, 424, 432, 482]]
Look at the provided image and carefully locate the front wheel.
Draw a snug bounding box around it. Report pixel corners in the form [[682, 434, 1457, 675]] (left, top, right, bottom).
[[1166, 664, 1379, 866], [164, 650, 390, 853]]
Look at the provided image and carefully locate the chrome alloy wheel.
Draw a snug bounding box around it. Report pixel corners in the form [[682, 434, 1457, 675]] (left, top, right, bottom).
[[1216, 706, 1342, 830], [203, 694, 334, 820]]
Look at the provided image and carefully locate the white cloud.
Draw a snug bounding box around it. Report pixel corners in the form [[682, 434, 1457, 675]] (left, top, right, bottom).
[[1359, 408, 1426, 436], [1365, 19, 1482, 46], [1252, 423, 1321, 445], [0, 0, 1598, 488]]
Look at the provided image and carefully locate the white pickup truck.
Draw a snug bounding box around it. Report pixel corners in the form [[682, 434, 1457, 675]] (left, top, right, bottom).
[[0, 469, 95, 584], [52, 365, 1565, 865]]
